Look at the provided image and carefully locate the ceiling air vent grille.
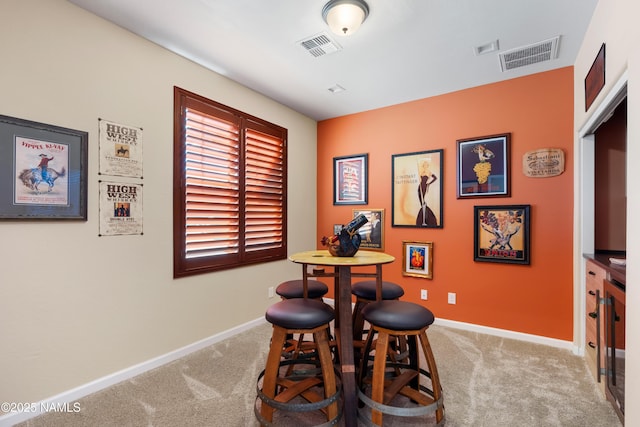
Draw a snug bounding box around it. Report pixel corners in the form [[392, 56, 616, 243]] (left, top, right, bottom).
[[499, 36, 560, 71], [298, 33, 341, 58]]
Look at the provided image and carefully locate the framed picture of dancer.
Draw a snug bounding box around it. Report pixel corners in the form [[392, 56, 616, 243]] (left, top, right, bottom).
[[457, 133, 510, 198], [474, 204, 530, 264], [391, 149, 443, 228], [0, 114, 88, 220]]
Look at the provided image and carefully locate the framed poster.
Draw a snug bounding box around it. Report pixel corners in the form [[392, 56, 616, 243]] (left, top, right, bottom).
[[352, 208, 384, 250], [99, 118, 143, 178], [402, 241, 433, 279], [392, 149, 443, 228], [99, 180, 143, 236], [333, 153, 368, 205], [457, 133, 510, 198], [474, 204, 530, 264], [0, 114, 87, 220]]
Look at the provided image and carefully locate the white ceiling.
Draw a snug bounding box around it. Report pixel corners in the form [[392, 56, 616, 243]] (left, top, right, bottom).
[[68, 0, 598, 121]]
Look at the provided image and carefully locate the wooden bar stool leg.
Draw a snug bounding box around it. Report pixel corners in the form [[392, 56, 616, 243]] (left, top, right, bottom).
[[315, 328, 338, 422], [419, 330, 444, 424], [260, 326, 288, 422], [371, 330, 390, 426], [352, 299, 366, 341]]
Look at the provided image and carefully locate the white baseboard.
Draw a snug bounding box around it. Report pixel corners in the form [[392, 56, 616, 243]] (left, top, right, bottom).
[[0, 317, 267, 427], [0, 308, 577, 427], [433, 317, 575, 352], [324, 297, 575, 353]]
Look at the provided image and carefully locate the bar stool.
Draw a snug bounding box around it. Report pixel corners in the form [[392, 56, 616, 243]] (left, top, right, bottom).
[[357, 300, 444, 426], [255, 298, 342, 426], [276, 279, 329, 300], [276, 279, 331, 361]]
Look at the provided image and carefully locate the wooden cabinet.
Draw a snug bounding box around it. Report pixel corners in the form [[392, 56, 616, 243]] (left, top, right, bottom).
[[585, 259, 606, 394]]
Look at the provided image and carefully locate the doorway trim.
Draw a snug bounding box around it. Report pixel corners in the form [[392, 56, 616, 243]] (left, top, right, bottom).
[[574, 69, 627, 354]]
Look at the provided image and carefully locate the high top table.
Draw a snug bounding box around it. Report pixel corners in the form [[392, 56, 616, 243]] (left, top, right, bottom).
[[289, 249, 395, 427]]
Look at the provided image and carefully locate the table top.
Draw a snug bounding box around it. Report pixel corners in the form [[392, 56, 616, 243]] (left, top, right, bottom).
[[289, 249, 395, 266]]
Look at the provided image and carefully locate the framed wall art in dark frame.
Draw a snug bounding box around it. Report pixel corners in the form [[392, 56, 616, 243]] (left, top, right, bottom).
[[333, 153, 368, 205], [585, 43, 605, 112], [474, 204, 530, 264], [0, 115, 88, 220], [391, 149, 443, 228], [457, 133, 510, 198]]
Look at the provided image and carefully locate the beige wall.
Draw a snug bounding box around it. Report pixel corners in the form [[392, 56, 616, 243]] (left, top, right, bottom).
[[3, 0, 638, 423], [573, 0, 639, 424], [0, 0, 316, 404]]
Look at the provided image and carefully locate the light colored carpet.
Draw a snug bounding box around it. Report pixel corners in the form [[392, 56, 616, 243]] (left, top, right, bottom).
[[16, 323, 621, 427]]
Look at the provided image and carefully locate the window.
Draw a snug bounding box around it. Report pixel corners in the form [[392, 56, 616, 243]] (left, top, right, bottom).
[[173, 87, 287, 277]]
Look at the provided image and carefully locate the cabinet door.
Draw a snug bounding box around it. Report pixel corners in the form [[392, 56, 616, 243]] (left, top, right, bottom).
[[585, 260, 606, 390]]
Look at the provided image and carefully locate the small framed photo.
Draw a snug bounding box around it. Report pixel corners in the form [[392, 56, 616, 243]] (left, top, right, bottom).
[[474, 205, 530, 264], [353, 208, 384, 251], [0, 115, 88, 220], [457, 133, 510, 198], [391, 149, 443, 228], [333, 153, 368, 205], [402, 241, 433, 279]]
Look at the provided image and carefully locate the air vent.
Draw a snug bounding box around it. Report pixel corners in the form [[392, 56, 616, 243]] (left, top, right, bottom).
[[298, 33, 342, 58], [499, 36, 560, 71]]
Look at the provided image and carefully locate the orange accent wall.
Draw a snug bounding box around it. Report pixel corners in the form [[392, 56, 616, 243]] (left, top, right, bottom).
[[317, 67, 574, 341]]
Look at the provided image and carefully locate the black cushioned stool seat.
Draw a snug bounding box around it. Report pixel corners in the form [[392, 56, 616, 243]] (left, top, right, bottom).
[[276, 279, 329, 300], [352, 280, 405, 301], [265, 299, 334, 329], [357, 300, 444, 426], [256, 298, 341, 426], [361, 300, 433, 330]]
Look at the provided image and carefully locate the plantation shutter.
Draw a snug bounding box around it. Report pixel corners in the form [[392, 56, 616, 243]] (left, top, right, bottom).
[[244, 125, 285, 256], [174, 87, 287, 277], [184, 108, 240, 260]]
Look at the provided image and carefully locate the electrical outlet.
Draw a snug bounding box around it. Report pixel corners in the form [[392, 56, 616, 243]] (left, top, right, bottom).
[[268, 286, 275, 298], [420, 289, 428, 300], [448, 292, 456, 304]]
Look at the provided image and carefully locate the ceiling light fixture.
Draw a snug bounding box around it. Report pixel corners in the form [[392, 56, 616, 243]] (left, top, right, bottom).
[[322, 0, 369, 37]]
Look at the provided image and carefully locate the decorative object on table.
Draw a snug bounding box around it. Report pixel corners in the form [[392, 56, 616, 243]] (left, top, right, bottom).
[[401, 241, 433, 279], [352, 208, 384, 250], [391, 149, 443, 228], [585, 43, 605, 112], [333, 153, 368, 205], [474, 205, 530, 264], [0, 114, 88, 220], [321, 213, 368, 257], [457, 133, 510, 198], [522, 148, 565, 177]]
